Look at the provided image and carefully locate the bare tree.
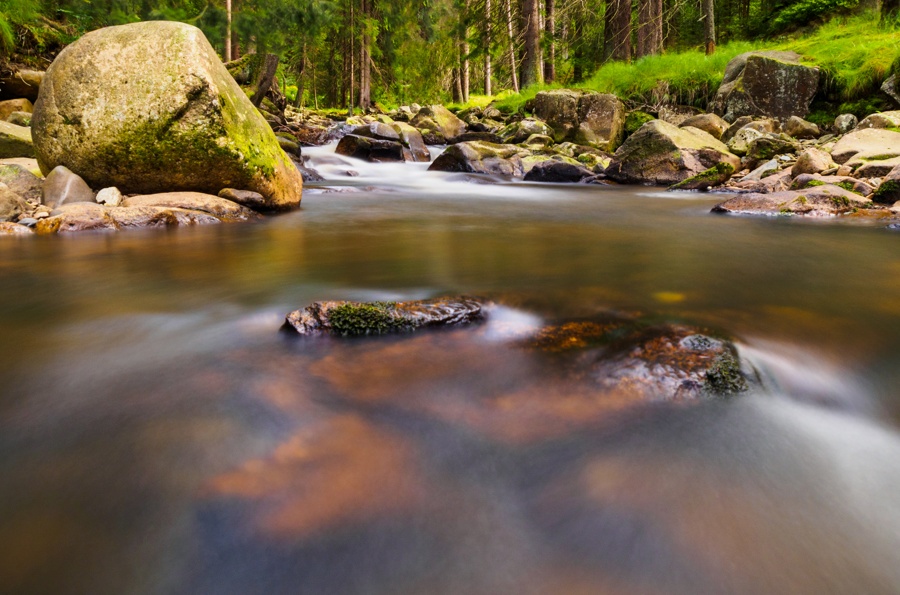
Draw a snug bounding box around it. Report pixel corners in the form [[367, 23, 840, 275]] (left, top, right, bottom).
[[505, 0, 519, 92], [484, 0, 492, 95], [702, 0, 716, 54], [544, 0, 556, 82], [636, 0, 663, 58], [603, 0, 632, 63]]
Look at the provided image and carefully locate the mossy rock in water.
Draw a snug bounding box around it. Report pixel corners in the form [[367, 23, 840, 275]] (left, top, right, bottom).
[[283, 298, 485, 337], [32, 21, 303, 211]]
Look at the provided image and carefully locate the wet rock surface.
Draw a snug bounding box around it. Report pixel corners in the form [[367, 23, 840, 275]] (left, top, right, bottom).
[[284, 298, 485, 336]]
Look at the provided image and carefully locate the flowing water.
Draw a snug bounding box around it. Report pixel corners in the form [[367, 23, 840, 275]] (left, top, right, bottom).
[[1, 145, 900, 594]]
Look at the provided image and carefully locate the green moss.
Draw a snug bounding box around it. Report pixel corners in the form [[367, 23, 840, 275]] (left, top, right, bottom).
[[834, 180, 863, 194], [704, 352, 749, 397], [874, 179, 900, 203], [327, 302, 407, 337], [805, 180, 826, 187], [670, 162, 735, 190], [829, 195, 852, 208], [625, 111, 655, 136]]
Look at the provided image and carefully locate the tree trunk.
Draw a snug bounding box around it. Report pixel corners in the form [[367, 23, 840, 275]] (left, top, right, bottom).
[[505, 0, 519, 92], [359, 0, 371, 110], [252, 53, 279, 108], [521, 0, 543, 88], [484, 0, 492, 95], [544, 0, 556, 83], [603, 0, 632, 63], [295, 43, 306, 108], [702, 0, 716, 54], [225, 0, 232, 61], [636, 0, 663, 58], [349, 0, 355, 115], [461, 0, 470, 103]]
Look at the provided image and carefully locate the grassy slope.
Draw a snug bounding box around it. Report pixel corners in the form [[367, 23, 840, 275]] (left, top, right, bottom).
[[492, 13, 899, 118]]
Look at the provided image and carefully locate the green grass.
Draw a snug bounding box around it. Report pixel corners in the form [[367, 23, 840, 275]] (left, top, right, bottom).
[[491, 12, 899, 115]]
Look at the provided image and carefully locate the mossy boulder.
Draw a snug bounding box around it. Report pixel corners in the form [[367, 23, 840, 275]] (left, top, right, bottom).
[[532, 89, 625, 151], [428, 141, 526, 177], [498, 118, 553, 144], [605, 119, 740, 185], [712, 51, 819, 122], [410, 105, 467, 142], [32, 21, 302, 211], [745, 136, 798, 169], [283, 297, 484, 337]]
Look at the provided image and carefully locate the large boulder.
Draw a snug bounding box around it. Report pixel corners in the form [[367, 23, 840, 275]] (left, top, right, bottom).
[[712, 51, 819, 122], [605, 120, 740, 185], [335, 134, 405, 162], [390, 122, 430, 162], [428, 141, 526, 177], [532, 89, 625, 151], [856, 111, 900, 130], [32, 21, 303, 211]]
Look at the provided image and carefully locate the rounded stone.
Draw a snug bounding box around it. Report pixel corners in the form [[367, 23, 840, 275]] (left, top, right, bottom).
[[32, 21, 302, 211]]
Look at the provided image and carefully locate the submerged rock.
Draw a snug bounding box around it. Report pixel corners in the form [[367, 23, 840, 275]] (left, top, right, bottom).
[[284, 298, 484, 337], [523, 159, 595, 183], [605, 120, 740, 185], [335, 134, 404, 162], [0, 221, 33, 235], [32, 21, 303, 211], [34, 202, 223, 233]]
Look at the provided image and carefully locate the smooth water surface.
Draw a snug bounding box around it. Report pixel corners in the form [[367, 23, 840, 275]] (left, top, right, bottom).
[[1, 146, 899, 594]]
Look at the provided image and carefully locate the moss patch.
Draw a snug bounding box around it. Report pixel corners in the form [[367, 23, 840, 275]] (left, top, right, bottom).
[[328, 302, 406, 337], [704, 352, 749, 396]]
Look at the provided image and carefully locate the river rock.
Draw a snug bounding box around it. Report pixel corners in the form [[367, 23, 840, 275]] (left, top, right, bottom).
[[0, 221, 32, 235], [0, 98, 32, 121], [679, 113, 729, 140], [0, 121, 34, 158], [428, 141, 525, 177], [712, 51, 819, 121], [35, 202, 221, 234], [352, 122, 400, 142], [830, 129, 900, 164], [727, 127, 765, 156], [873, 165, 900, 204], [745, 136, 798, 169], [32, 21, 303, 211], [335, 134, 404, 162], [834, 114, 858, 134], [42, 165, 95, 208], [450, 131, 504, 144], [0, 183, 27, 221], [854, 156, 900, 178], [0, 69, 43, 101], [121, 192, 260, 221], [498, 118, 553, 144], [0, 163, 41, 202], [390, 122, 430, 162], [791, 174, 874, 196], [532, 90, 626, 151], [410, 105, 467, 143], [6, 111, 32, 127], [523, 159, 595, 183], [856, 111, 900, 130], [721, 116, 754, 143], [95, 187, 123, 206], [712, 184, 870, 216], [218, 188, 268, 210], [283, 298, 484, 337], [605, 120, 740, 185], [741, 159, 780, 182], [792, 148, 837, 176], [783, 116, 819, 139]]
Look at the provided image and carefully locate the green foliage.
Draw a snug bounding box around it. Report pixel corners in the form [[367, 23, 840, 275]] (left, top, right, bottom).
[[0, 0, 40, 55], [770, 0, 859, 33], [624, 111, 655, 135]]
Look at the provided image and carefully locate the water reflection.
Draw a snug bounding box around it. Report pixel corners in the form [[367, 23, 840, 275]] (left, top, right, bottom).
[[0, 152, 899, 594]]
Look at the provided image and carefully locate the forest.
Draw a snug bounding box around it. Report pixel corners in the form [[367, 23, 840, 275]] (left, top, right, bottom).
[[1, 0, 898, 112]]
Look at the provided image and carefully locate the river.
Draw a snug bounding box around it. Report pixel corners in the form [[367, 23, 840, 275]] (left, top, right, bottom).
[[1, 144, 899, 594]]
